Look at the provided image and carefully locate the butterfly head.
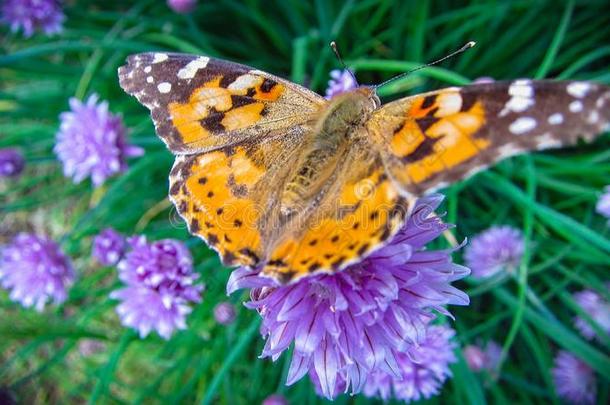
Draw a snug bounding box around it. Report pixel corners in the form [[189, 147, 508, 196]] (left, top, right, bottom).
[[347, 85, 381, 109]]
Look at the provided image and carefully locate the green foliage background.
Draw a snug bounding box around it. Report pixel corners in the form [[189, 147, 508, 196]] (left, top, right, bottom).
[[1, 0, 609, 403]]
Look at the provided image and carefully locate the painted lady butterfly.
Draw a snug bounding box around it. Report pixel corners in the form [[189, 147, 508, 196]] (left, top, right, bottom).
[[118, 52, 609, 283]]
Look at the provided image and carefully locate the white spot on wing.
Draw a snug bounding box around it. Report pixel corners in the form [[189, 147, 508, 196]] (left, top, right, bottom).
[[177, 57, 210, 80], [158, 82, 172, 93], [548, 113, 563, 125], [146, 76, 154, 83], [497, 144, 521, 159], [566, 82, 591, 98], [536, 133, 562, 149], [509, 117, 537, 134], [152, 53, 168, 63], [569, 100, 583, 113], [500, 79, 535, 116], [144, 66, 152, 73], [587, 110, 599, 124], [228, 74, 261, 91]]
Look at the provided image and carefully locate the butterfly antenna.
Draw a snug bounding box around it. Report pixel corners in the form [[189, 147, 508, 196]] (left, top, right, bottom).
[[330, 41, 358, 84], [374, 41, 476, 90]]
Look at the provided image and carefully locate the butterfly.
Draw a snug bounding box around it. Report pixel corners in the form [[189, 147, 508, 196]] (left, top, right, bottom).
[[118, 52, 610, 284]]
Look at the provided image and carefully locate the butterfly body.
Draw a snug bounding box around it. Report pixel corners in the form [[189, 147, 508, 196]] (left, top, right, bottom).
[[119, 52, 609, 284], [282, 87, 378, 215]]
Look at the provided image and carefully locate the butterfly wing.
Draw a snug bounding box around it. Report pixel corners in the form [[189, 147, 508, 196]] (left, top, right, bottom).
[[118, 52, 325, 153], [169, 134, 308, 268], [367, 80, 610, 194]]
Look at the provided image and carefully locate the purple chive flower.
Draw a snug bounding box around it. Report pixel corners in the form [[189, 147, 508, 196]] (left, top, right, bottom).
[[573, 287, 610, 341], [167, 0, 197, 13], [213, 301, 237, 325], [552, 351, 597, 404], [0, 148, 25, 178], [228, 196, 470, 399], [110, 236, 203, 339], [55, 94, 143, 187], [362, 325, 457, 402], [262, 394, 288, 405], [464, 226, 524, 279], [1, 0, 64, 37], [325, 69, 358, 99], [92, 228, 126, 266], [464, 340, 502, 372], [596, 186, 610, 220], [0, 233, 74, 311]]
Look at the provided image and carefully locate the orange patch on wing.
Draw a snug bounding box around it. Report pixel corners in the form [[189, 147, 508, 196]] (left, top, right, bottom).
[[391, 120, 426, 157], [168, 76, 233, 145], [172, 147, 266, 266], [222, 103, 266, 131], [254, 82, 285, 101], [167, 74, 284, 147], [263, 170, 406, 281], [406, 101, 488, 183]]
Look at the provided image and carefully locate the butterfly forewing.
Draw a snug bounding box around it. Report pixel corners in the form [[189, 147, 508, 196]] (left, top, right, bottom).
[[369, 80, 610, 195], [118, 52, 325, 153]]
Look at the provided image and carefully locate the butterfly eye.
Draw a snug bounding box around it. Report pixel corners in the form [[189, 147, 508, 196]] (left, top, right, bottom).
[[371, 93, 381, 108]]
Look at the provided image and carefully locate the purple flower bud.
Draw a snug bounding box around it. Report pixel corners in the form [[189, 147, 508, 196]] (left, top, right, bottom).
[[261, 394, 288, 405], [92, 228, 126, 266], [325, 69, 358, 99], [213, 301, 236, 325], [1, 0, 64, 37], [167, 0, 197, 13], [463, 345, 485, 371], [110, 236, 203, 339], [573, 286, 610, 341], [0, 148, 25, 178], [552, 351, 597, 404], [464, 226, 524, 279], [596, 185, 610, 220], [55, 94, 143, 187], [473, 77, 495, 84], [464, 340, 502, 372], [0, 233, 74, 311]]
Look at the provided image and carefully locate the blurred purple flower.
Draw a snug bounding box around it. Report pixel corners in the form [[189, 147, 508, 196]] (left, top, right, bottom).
[[552, 351, 596, 404], [362, 325, 457, 402], [596, 186, 610, 220], [573, 287, 610, 341], [110, 236, 203, 339], [261, 394, 288, 405], [473, 77, 495, 84], [1, 0, 64, 37], [92, 228, 126, 266], [464, 226, 524, 279], [325, 69, 358, 99], [213, 301, 236, 325], [55, 94, 143, 187], [0, 233, 74, 311], [0, 148, 25, 178], [464, 340, 502, 372], [167, 0, 197, 13], [463, 345, 485, 371], [228, 196, 470, 399]]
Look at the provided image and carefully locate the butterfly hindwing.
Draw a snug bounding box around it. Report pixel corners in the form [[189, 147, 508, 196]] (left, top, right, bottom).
[[368, 80, 610, 194], [118, 52, 325, 153], [169, 134, 307, 268]]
